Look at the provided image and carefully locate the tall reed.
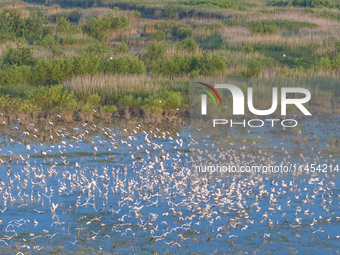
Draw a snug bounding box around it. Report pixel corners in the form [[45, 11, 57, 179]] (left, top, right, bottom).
[[64, 74, 189, 104]]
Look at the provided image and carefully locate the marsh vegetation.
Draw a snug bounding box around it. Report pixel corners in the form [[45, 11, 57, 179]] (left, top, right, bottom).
[[0, 0, 339, 123]]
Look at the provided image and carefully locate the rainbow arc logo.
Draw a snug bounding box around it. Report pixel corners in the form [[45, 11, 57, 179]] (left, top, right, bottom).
[[197, 82, 222, 106]]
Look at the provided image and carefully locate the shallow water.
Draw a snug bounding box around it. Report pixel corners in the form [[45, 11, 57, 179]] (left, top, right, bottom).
[[0, 119, 340, 254]]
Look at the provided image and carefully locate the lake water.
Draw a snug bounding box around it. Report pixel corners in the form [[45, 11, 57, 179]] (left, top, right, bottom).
[[0, 118, 339, 254]]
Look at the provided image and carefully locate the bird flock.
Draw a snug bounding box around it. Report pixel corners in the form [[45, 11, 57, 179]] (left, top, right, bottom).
[[0, 120, 339, 254]]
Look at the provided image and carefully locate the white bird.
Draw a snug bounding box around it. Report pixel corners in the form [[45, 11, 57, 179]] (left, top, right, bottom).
[[51, 203, 58, 213]]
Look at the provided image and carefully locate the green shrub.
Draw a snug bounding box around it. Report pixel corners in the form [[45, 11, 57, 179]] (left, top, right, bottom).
[[331, 54, 340, 68], [192, 51, 226, 76], [134, 11, 141, 18], [31, 54, 104, 85], [69, 11, 81, 22], [51, 45, 64, 58], [249, 20, 316, 34], [243, 43, 254, 53], [151, 52, 226, 77], [50, 11, 81, 23], [318, 57, 332, 70], [201, 32, 224, 50], [176, 27, 193, 39], [0, 65, 32, 86], [110, 16, 129, 29], [118, 94, 134, 107], [117, 42, 129, 53], [263, 25, 276, 35], [190, 69, 200, 78], [336, 41, 340, 52], [261, 20, 318, 31], [145, 41, 168, 61], [293, 55, 320, 69], [0, 94, 40, 115], [105, 56, 146, 74], [3, 44, 33, 66], [165, 2, 175, 18], [84, 41, 109, 56], [57, 17, 72, 34], [39, 35, 56, 47], [250, 21, 264, 34], [0, 9, 49, 43], [26, 85, 77, 114], [87, 93, 101, 106], [83, 103, 93, 113], [292, 0, 333, 8], [183, 0, 239, 9], [84, 16, 110, 40], [165, 29, 172, 40], [186, 28, 193, 37], [141, 96, 164, 115], [26, 15, 50, 42], [151, 30, 166, 41], [163, 91, 182, 109], [176, 37, 199, 53], [246, 60, 262, 77], [150, 61, 162, 76], [177, 27, 186, 39], [84, 15, 129, 40], [101, 105, 117, 113]]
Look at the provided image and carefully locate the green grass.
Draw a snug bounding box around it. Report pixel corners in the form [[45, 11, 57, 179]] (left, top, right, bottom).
[[258, 20, 318, 30], [181, 0, 240, 10], [253, 43, 315, 67]]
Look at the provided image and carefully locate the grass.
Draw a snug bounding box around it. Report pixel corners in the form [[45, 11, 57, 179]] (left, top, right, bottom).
[[254, 19, 318, 30]]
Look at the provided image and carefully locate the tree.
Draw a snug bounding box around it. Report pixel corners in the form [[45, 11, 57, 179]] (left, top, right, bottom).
[[165, 3, 175, 18]]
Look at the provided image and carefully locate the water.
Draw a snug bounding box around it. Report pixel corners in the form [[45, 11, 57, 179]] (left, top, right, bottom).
[[0, 119, 340, 254]]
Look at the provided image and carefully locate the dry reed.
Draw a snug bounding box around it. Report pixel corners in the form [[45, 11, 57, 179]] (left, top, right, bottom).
[[219, 10, 340, 48], [64, 74, 188, 103]]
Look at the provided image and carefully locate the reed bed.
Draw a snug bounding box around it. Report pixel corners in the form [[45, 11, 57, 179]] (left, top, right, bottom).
[[219, 10, 340, 47], [32, 47, 80, 59], [64, 74, 189, 104], [79, 8, 133, 22]]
